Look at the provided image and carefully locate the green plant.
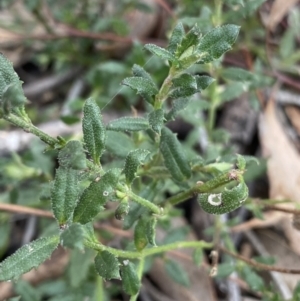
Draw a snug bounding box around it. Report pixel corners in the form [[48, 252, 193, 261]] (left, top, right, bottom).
[[0, 22, 252, 298]]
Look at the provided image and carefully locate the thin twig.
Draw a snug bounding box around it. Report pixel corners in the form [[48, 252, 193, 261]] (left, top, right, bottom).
[[0, 203, 53, 218], [264, 204, 300, 215], [220, 246, 300, 274]]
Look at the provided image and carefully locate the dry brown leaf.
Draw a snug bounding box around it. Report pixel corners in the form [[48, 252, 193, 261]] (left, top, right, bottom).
[[268, 0, 300, 30], [259, 98, 300, 254], [285, 105, 300, 135]]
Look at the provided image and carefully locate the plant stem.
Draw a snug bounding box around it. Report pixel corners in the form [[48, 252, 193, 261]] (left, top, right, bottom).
[[85, 239, 213, 260], [214, 0, 223, 26], [3, 113, 59, 148], [129, 258, 145, 301], [154, 67, 176, 109], [164, 169, 240, 206], [117, 184, 162, 215], [93, 275, 105, 301], [220, 246, 300, 274]]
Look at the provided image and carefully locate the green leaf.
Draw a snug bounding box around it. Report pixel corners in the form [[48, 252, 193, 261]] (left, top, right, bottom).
[[176, 24, 202, 57], [236, 154, 246, 171], [60, 223, 85, 250], [170, 73, 198, 98], [148, 109, 164, 134], [123, 202, 147, 230], [73, 169, 120, 224], [58, 140, 87, 170], [2, 83, 27, 113], [195, 75, 215, 90], [115, 201, 130, 220], [68, 248, 93, 288], [220, 82, 246, 102], [0, 54, 29, 121], [168, 23, 185, 54], [123, 182, 157, 229], [146, 217, 157, 246], [165, 259, 190, 286], [144, 44, 177, 62], [165, 98, 190, 121], [197, 24, 240, 63], [221, 67, 254, 82], [124, 149, 150, 185], [160, 127, 191, 181], [94, 251, 120, 280], [280, 28, 296, 59], [242, 0, 266, 16], [132, 64, 153, 82], [107, 116, 149, 132], [106, 131, 135, 158], [14, 280, 40, 301], [120, 261, 140, 296], [134, 218, 148, 251], [192, 248, 203, 266], [0, 54, 25, 106], [198, 181, 249, 214], [82, 222, 98, 243], [241, 265, 264, 291], [51, 167, 79, 226], [0, 236, 59, 281], [163, 226, 190, 244], [82, 98, 106, 165], [122, 77, 158, 105], [216, 262, 236, 278]]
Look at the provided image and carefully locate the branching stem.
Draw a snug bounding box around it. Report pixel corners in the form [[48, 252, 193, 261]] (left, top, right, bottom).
[[3, 113, 59, 148], [85, 239, 213, 260]]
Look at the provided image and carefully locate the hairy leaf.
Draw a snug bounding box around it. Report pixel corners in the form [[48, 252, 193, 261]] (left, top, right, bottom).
[[0, 54, 28, 120], [176, 25, 202, 57], [82, 98, 106, 165], [94, 251, 120, 280], [73, 169, 120, 224], [165, 98, 190, 121], [195, 75, 215, 90], [160, 127, 191, 181], [0, 236, 59, 281], [60, 223, 85, 250], [148, 109, 164, 134], [115, 202, 130, 220], [236, 154, 246, 170], [58, 140, 86, 170], [122, 77, 158, 105], [198, 181, 248, 214], [106, 131, 135, 158], [120, 261, 140, 296], [124, 149, 150, 185], [146, 217, 157, 246], [134, 218, 148, 251], [197, 25, 240, 63], [51, 167, 79, 226], [107, 116, 149, 132], [132, 64, 153, 82], [144, 44, 177, 62], [168, 23, 185, 54], [170, 73, 197, 98]]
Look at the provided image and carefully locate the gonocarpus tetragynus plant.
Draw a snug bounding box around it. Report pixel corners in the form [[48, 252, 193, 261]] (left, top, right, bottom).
[[0, 23, 250, 298]]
